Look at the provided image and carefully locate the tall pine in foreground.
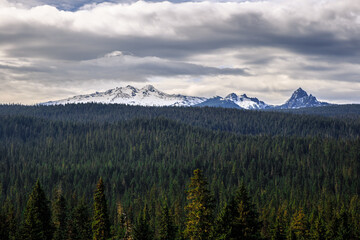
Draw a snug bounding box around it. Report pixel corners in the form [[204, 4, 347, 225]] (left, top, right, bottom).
[[184, 169, 214, 240], [214, 184, 261, 240], [92, 177, 110, 240], [68, 198, 92, 240], [52, 189, 67, 240], [22, 180, 53, 240]]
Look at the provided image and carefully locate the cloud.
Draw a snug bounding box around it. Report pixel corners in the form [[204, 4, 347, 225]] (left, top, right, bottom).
[[0, 0, 360, 104]]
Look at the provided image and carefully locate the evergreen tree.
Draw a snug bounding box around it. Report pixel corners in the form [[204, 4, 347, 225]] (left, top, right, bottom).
[[229, 185, 261, 240], [133, 205, 154, 240], [213, 203, 233, 240], [336, 208, 353, 240], [271, 212, 287, 240], [213, 184, 261, 240], [22, 180, 53, 240], [3, 201, 18, 240], [68, 198, 92, 240], [184, 169, 214, 240], [115, 202, 132, 240], [52, 189, 67, 240], [0, 208, 9, 240], [92, 178, 110, 240], [311, 215, 326, 240], [159, 203, 177, 240], [289, 208, 309, 240]]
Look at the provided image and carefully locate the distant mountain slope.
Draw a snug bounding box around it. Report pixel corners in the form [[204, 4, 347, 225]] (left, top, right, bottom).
[[41, 85, 331, 110], [195, 96, 242, 109]]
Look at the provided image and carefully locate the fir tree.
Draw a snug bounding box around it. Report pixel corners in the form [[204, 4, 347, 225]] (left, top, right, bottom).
[[22, 180, 53, 240], [133, 205, 154, 240], [0, 208, 9, 240], [336, 207, 353, 240], [68, 198, 92, 240], [213, 203, 233, 240], [184, 169, 214, 240], [311, 215, 326, 240], [228, 184, 261, 240], [52, 189, 67, 240], [159, 203, 177, 240], [92, 177, 110, 240], [289, 208, 309, 240], [271, 213, 287, 240]]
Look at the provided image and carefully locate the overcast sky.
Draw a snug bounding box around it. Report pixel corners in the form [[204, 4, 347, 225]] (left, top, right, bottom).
[[0, 0, 360, 104]]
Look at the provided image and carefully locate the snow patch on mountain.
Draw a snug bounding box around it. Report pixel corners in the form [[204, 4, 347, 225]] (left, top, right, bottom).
[[224, 93, 270, 109], [41, 85, 206, 107]]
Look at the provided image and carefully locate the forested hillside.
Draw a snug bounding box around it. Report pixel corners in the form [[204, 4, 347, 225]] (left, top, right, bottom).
[[1, 104, 360, 138], [0, 104, 359, 239]]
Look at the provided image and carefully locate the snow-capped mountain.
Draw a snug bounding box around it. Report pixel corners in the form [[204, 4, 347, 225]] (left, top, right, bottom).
[[224, 93, 270, 109], [41, 85, 207, 107], [41, 85, 330, 110], [279, 88, 329, 109]]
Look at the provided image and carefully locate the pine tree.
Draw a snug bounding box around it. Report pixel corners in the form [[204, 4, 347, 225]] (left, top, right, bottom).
[[336, 207, 353, 240], [68, 198, 92, 240], [0, 208, 9, 240], [213, 203, 233, 240], [159, 203, 177, 240], [311, 215, 326, 240], [271, 212, 287, 240], [52, 189, 67, 240], [133, 205, 154, 240], [22, 180, 53, 240], [228, 184, 261, 240], [92, 177, 110, 240], [214, 185, 261, 240], [289, 208, 309, 240], [184, 169, 214, 240]]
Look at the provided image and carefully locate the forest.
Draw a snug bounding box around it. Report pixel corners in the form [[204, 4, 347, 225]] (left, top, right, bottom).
[[0, 103, 359, 239]]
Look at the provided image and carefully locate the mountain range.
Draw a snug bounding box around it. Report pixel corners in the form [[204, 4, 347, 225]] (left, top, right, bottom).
[[41, 85, 330, 110]]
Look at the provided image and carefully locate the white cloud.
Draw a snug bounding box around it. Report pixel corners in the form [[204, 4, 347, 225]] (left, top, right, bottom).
[[0, 0, 360, 104]]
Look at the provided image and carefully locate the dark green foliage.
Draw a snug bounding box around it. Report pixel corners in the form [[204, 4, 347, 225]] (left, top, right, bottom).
[[335, 207, 354, 240], [52, 189, 67, 240], [288, 208, 309, 240], [271, 215, 287, 240], [184, 169, 214, 240], [159, 203, 177, 240], [133, 205, 154, 240], [1, 103, 360, 138], [68, 199, 92, 240], [92, 178, 110, 240], [22, 180, 53, 240], [0, 208, 9, 240], [311, 215, 326, 240], [0, 104, 359, 239], [215, 185, 261, 240]]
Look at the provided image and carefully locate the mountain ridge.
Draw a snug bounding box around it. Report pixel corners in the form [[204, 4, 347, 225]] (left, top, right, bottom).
[[41, 85, 330, 110]]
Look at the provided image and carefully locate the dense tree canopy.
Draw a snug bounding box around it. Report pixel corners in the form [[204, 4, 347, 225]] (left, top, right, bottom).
[[0, 104, 359, 239]]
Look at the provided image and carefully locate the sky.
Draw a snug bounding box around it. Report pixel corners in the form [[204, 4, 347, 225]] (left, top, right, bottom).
[[0, 0, 360, 105]]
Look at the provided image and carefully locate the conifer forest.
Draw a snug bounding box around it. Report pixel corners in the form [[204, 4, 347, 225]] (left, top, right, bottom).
[[0, 103, 360, 240]]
